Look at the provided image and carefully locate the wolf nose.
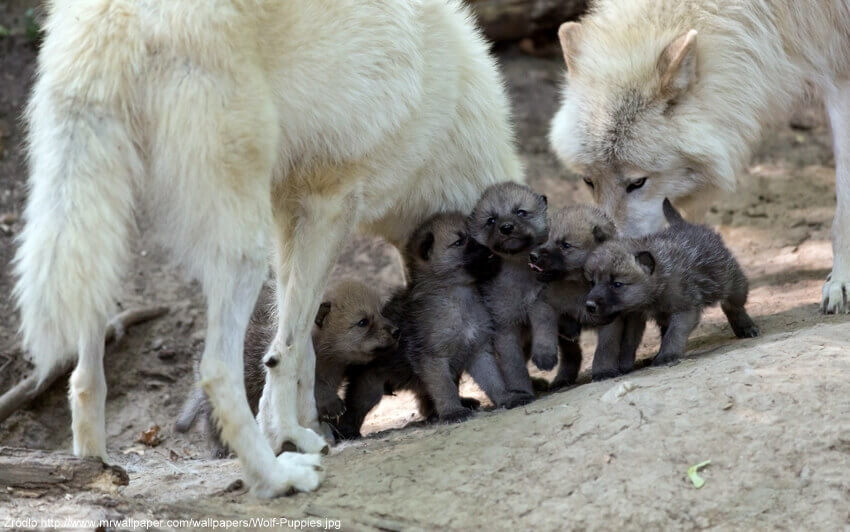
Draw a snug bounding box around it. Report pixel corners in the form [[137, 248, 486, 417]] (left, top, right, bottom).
[[499, 223, 514, 235], [585, 300, 598, 315], [391, 327, 400, 339], [529, 251, 539, 263]]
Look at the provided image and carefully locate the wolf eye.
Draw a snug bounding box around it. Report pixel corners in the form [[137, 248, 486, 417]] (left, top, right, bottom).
[[626, 177, 647, 193], [612, 281, 624, 288], [560, 241, 572, 250], [516, 209, 529, 218], [451, 237, 465, 247], [583, 177, 594, 189], [486, 217, 497, 226], [356, 318, 369, 327]]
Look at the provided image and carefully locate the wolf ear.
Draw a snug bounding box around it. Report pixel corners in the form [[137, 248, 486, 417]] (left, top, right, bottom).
[[657, 30, 698, 99], [592, 223, 614, 244], [315, 301, 332, 328], [418, 232, 435, 261], [558, 22, 582, 73], [635, 251, 655, 275], [539, 194, 548, 207]]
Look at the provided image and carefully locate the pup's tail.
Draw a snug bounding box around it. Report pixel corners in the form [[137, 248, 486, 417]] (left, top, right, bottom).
[[13, 87, 142, 382], [175, 388, 208, 433], [662, 198, 686, 227]]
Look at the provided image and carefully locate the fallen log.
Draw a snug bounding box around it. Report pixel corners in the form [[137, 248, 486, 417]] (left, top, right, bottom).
[[0, 447, 129, 491], [0, 306, 169, 424]]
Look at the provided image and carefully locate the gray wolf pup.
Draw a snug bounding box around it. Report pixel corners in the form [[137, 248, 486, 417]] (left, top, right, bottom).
[[584, 199, 759, 366]]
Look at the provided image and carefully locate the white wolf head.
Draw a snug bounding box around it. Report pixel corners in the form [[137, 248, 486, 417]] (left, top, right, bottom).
[[548, 5, 748, 237]]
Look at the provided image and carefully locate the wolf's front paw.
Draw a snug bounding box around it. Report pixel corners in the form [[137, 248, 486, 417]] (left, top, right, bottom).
[[250, 453, 324, 498], [822, 272, 849, 314]]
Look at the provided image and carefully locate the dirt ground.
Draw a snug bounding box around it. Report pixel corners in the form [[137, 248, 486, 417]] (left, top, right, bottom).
[[1, 4, 850, 531]]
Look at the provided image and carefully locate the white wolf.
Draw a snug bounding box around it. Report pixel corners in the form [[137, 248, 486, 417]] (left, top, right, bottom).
[[549, 0, 850, 313], [14, 0, 521, 496]]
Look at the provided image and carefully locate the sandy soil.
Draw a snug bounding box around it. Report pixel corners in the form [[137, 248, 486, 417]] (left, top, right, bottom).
[[1, 4, 849, 530]]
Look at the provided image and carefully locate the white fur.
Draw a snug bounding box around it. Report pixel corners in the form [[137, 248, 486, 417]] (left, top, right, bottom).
[[14, 0, 521, 496], [549, 0, 850, 313]]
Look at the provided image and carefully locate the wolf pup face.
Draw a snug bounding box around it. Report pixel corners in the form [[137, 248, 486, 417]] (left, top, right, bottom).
[[405, 212, 499, 284], [529, 205, 615, 283], [314, 281, 400, 363], [549, 18, 722, 238], [469, 182, 549, 257], [583, 240, 656, 324]]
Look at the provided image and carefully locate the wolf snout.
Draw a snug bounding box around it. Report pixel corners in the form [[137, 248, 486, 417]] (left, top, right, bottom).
[[585, 300, 599, 315], [499, 222, 514, 235]]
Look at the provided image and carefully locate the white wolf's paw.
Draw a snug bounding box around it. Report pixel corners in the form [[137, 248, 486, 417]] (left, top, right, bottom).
[[821, 273, 849, 314], [260, 420, 329, 456], [290, 426, 329, 455], [250, 453, 324, 498]]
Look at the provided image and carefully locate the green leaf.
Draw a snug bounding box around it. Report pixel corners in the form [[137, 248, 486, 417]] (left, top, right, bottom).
[[687, 460, 711, 488]]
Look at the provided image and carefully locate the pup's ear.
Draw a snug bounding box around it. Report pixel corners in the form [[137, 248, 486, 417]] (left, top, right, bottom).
[[657, 30, 698, 99], [592, 222, 615, 244], [635, 251, 656, 275], [418, 232, 435, 261], [315, 301, 332, 328], [558, 22, 582, 73], [539, 194, 548, 207]]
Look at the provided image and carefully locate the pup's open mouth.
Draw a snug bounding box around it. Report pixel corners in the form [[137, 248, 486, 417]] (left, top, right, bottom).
[[528, 262, 543, 272]]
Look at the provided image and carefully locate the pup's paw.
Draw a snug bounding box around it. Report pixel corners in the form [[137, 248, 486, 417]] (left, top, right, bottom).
[[440, 408, 473, 423], [547, 377, 573, 391], [502, 391, 535, 409], [460, 397, 481, 410], [319, 397, 346, 420], [822, 272, 850, 314], [652, 351, 680, 366], [531, 377, 551, 393], [591, 369, 620, 382], [531, 349, 558, 371]]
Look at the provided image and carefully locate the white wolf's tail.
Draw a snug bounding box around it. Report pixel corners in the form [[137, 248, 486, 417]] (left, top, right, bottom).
[[14, 84, 142, 381]]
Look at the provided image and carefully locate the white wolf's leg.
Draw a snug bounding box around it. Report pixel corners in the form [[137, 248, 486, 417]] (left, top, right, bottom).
[[197, 253, 321, 496], [69, 328, 108, 459], [258, 190, 357, 454], [147, 59, 322, 495], [823, 81, 850, 314], [14, 86, 142, 459]]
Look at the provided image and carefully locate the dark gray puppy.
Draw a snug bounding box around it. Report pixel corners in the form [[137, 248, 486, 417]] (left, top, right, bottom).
[[335, 212, 507, 439], [584, 199, 759, 366], [528, 204, 625, 386], [175, 279, 399, 457], [468, 182, 552, 402]]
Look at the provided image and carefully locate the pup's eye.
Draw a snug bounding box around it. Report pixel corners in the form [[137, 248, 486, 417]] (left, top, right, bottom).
[[626, 177, 647, 193], [560, 241, 572, 250], [583, 177, 594, 189], [451, 237, 465, 247], [516, 209, 528, 218], [612, 281, 624, 288], [486, 217, 497, 226], [356, 318, 369, 327]]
